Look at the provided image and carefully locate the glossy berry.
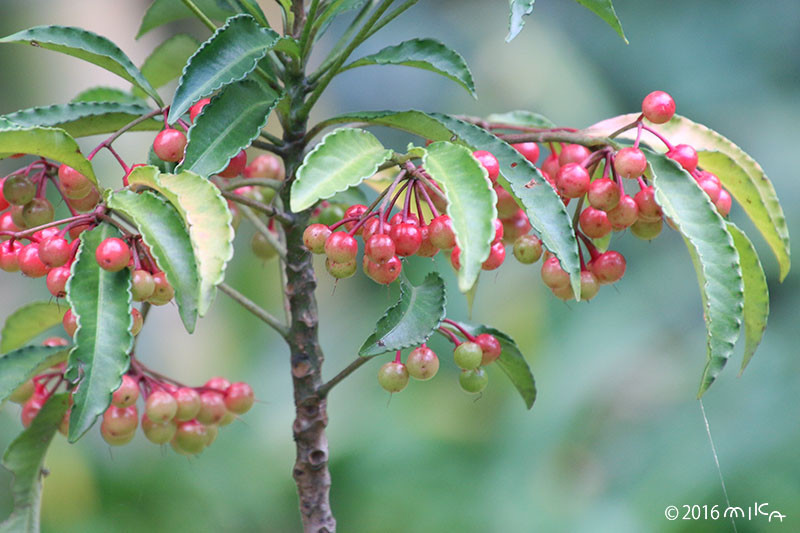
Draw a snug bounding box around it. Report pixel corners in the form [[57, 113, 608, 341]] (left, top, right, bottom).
[[588, 178, 621, 212], [390, 223, 422, 257], [634, 186, 662, 222], [406, 346, 439, 380], [303, 224, 332, 254], [512, 142, 540, 164], [218, 149, 247, 178], [58, 164, 92, 199], [630, 218, 663, 240], [428, 215, 456, 250], [46, 266, 70, 297], [492, 218, 504, 243], [642, 91, 676, 124], [473, 150, 499, 183], [495, 185, 518, 219], [614, 147, 647, 179], [513, 234, 543, 264], [454, 341, 483, 370], [131, 308, 143, 335], [377, 362, 409, 393], [225, 382, 255, 414], [0, 212, 21, 236], [715, 189, 732, 217], [579, 270, 600, 301], [142, 415, 177, 445], [365, 233, 395, 264], [343, 204, 367, 233], [149, 271, 175, 305], [666, 144, 698, 173], [173, 420, 208, 455], [102, 405, 139, 437], [364, 255, 401, 285], [67, 187, 100, 213], [416, 225, 438, 258], [244, 154, 284, 180], [153, 128, 187, 162], [131, 269, 155, 302], [555, 163, 590, 199], [42, 336, 68, 347], [475, 333, 501, 365], [62, 308, 78, 337], [541, 255, 569, 290], [541, 153, 560, 182], [502, 209, 532, 244], [197, 391, 227, 425], [579, 207, 612, 239], [324, 232, 358, 263], [145, 390, 178, 423], [389, 213, 419, 227], [606, 195, 639, 229], [22, 198, 55, 227], [38, 237, 71, 268], [697, 176, 722, 202], [112, 374, 140, 408], [325, 258, 356, 279], [459, 368, 488, 394], [95, 237, 131, 272], [450, 246, 461, 270], [482, 241, 506, 271], [18, 244, 49, 278], [558, 144, 591, 166], [590, 251, 626, 284], [189, 98, 211, 122], [173, 387, 201, 421], [2, 175, 35, 206], [205, 376, 232, 393], [0, 240, 23, 272]]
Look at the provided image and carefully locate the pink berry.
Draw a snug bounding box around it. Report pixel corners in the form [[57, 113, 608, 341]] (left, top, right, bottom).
[[189, 98, 211, 122], [512, 142, 539, 164], [558, 144, 591, 166], [365, 233, 395, 264], [634, 186, 663, 222], [0, 240, 23, 272], [715, 189, 732, 217], [607, 195, 639, 230], [218, 149, 247, 178], [112, 375, 140, 408], [95, 238, 131, 272], [225, 382, 254, 414], [481, 241, 505, 271], [303, 224, 332, 254], [642, 91, 676, 124], [613, 147, 647, 179], [579, 207, 612, 239], [428, 215, 456, 250], [18, 244, 49, 278], [587, 178, 621, 212], [666, 144, 698, 173], [324, 232, 358, 263], [590, 251, 626, 284], [46, 266, 70, 297], [389, 223, 422, 256], [57, 164, 93, 199], [555, 163, 590, 199], [38, 236, 71, 268], [473, 150, 499, 183], [475, 333, 501, 365], [153, 129, 187, 163], [540, 255, 569, 289]]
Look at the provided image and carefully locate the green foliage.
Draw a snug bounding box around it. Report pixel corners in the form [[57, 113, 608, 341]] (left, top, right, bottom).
[[0, 394, 70, 533], [106, 190, 200, 332], [71, 87, 146, 105], [138, 0, 234, 38], [423, 142, 496, 292], [0, 302, 67, 353], [214, 0, 270, 28], [486, 110, 555, 129], [167, 15, 279, 123], [0, 346, 69, 405], [291, 128, 393, 212], [180, 80, 281, 177], [572, 0, 627, 43], [646, 152, 744, 396], [136, 34, 200, 98], [343, 38, 476, 98], [506, 0, 536, 43], [0, 25, 162, 105], [0, 126, 96, 185], [313, 0, 370, 37], [65, 224, 134, 442], [360, 273, 446, 357], [2, 102, 160, 138], [126, 166, 234, 316]]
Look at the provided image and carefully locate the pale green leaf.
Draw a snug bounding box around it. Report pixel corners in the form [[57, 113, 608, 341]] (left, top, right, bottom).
[[0, 126, 96, 185], [0, 346, 69, 405], [3, 102, 159, 138], [506, 0, 536, 43], [1, 302, 67, 353]]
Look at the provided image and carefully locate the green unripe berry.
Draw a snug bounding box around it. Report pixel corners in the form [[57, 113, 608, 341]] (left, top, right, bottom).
[[459, 367, 489, 394], [131, 270, 155, 302], [141, 415, 177, 445], [9, 379, 34, 404], [630, 218, 663, 241], [3, 175, 35, 206], [377, 362, 409, 393], [251, 231, 278, 260], [21, 198, 55, 227], [318, 204, 345, 226], [512, 234, 543, 264], [453, 342, 483, 370]]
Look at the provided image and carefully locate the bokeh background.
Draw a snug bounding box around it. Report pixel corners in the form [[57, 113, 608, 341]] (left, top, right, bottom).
[[0, 1, 798, 531]]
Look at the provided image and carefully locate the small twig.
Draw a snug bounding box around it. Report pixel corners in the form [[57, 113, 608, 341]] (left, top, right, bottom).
[[240, 205, 288, 259], [222, 191, 293, 225], [215, 177, 284, 191], [318, 357, 371, 397], [218, 283, 289, 338]]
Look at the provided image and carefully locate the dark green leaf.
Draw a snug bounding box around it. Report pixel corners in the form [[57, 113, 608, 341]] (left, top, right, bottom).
[[423, 142, 496, 292], [727, 223, 769, 373], [313, 0, 370, 37], [65, 224, 133, 442], [1, 302, 67, 353], [168, 15, 279, 123], [3, 102, 158, 138], [179, 79, 281, 176], [457, 322, 536, 409], [572, 0, 627, 43], [343, 38, 476, 98], [215, 0, 270, 28], [359, 273, 446, 357], [136, 34, 199, 98], [138, 0, 234, 38], [106, 190, 200, 332], [0, 25, 162, 105], [0, 346, 70, 405], [646, 152, 743, 397], [0, 394, 69, 533], [506, 0, 536, 43], [486, 110, 555, 129], [71, 86, 146, 105], [126, 166, 234, 316], [0, 126, 96, 185], [291, 128, 393, 212]]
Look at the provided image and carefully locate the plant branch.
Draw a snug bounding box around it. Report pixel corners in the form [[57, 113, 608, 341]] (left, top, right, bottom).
[[180, 0, 217, 32], [218, 283, 289, 337], [222, 190, 293, 225], [216, 177, 284, 191], [87, 108, 163, 161], [241, 205, 288, 259], [318, 357, 371, 397]]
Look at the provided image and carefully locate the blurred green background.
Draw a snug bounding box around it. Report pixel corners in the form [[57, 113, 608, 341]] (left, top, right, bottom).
[[0, 1, 798, 531]]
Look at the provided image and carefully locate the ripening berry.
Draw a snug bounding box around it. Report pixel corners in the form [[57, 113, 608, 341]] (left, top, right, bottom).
[[614, 147, 648, 179], [142, 415, 177, 445], [10, 205, 26, 230], [454, 342, 483, 370], [389, 213, 419, 227], [318, 203, 345, 226], [416, 225, 439, 258], [590, 251, 626, 285], [2, 175, 35, 206], [0, 240, 23, 272], [492, 218, 504, 244], [130, 308, 143, 336], [325, 258, 356, 279], [251, 231, 279, 260], [112, 374, 140, 408], [364, 255, 401, 285], [502, 209, 532, 244], [196, 391, 227, 425], [475, 333, 501, 365], [541, 153, 560, 183], [377, 362, 409, 393], [630, 218, 663, 240], [21, 198, 55, 227], [173, 387, 201, 421], [102, 405, 139, 437], [303, 224, 331, 254], [225, 382, 254, 414], [406, 346, 439, 380], [153, 128, 187, 162], [541, 255, 570, 290], [343, 204, 367, 234], [587, 178, 621, 212], [95, 238, 131, 272], [18, 244, 49, 278], [641, 91, 676, 124], [428, 215, 456, 250], [189, 98, 211, 122], [149, 272, 175, 305], [495, 185, 518, 219], [131, 269, 155, 302], [0, 211, 21, 236], [512, 142, 540, 164], [360, 218, 382, 243], [46, 266, 70, 297], [218, 149, 247, 178], [365, 233, 395, 264], [558, 144, 591, 166], [62, 308, 78, 337], [58, 164, 93, 199], [666, 144, 698, 173], [38, 236, 71, 268], [450, 246, 461, 270], [0, 178, 8, 211], [634, 186, 663, 222], [579, 207, 612, 239], [390, 223, 422, 257], [607, 195, 639, 230], [145, 390, 178, 423], [473, 150, 500, 183], [173, 420, 208, 455], [513, 234, 543, 264], [324, 232, 358, 263], [580, 270, 600, 301], [715, 189, 732, 217], [244, 154, 284, 180], [555, 163, 590, 199], [205, 377, 231, 392], [67, 187, 101, 213], [459, 368, 488, 394], [482, 241, 506, 271]]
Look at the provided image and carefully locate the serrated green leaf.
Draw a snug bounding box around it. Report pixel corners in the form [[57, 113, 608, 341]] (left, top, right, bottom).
[[138, 0, 234, 38], [168, 15, 279, 124], [486, 110, 555, 129], [0, 25, 162, 105], [343, 38, 476, 98], [0, 126, 96, 185], [727, 223, 769, 373], [71, 86, 146, 105], [147, 144, 177, 174], [317, 110, 582, 298], [457, 322, 536, 409], [126, 166, 234, 316], [65, 224, 133, 442], [106, 190, 200, 332], [273, 37, 301, 59], [291, 128, 393, 212], [3, 102, 159, 138], [179, 79, 281, 176], [136, 34, 199, 99], [0, 394, 69, 533], [329, 185, 369, 207], [359, 273, 446, 357], [313, 0, 370, 37], [572, 0, 627, 43], [0, 346, 70, 405], [646, 152, 743, 397], [506, 0, 536, 43], [215, 0, 270, 28], [423, 142, 496, 292], [1, 302, 67, 353], [589, 113, 790, 281]]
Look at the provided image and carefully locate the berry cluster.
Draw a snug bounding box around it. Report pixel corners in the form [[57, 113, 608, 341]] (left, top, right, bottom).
[[376, 321, 501, 395], [9, 338, 254, 454]]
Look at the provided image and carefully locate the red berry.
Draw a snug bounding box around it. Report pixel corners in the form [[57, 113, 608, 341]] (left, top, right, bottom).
[[416, 225, 439, 258], [225, 382, 254, 414], [579, 207, 612, 239], [555, 163, 590, 199], [607, 195, 639, 229], [587, 178, 621, 211], [102, 405, 139, 437], [205, 376, 231, 392], [715, 189, 732, 217], [218, 149, 247, 178], [62, 308, 78, 337], [173, 420, 208, 455], [95, 237, 131, 272], [541, 153, 560, 183], [512, 142, 540, 164], [495, 185, 518, 219], [0, 240, 23, 272], [196, 391, 227, 425], [541, 255, 569, 289], [406, 346, 439, 380], [450, 246, 461, 270], [112, 374, 140, 408], [365, 233, 395, 264], [364, 255, 401, 285], [153, 128, 187, 162], [697, 176, 722, 202], [38, 236, 71, 268], [475, 333, 501, 365], [666, 144, 698, 173], [46, 266, 70, 297], [0, 211, 21, 235], [473, 150, 499, 183], [590, 251, 626, 284], [634, 186, 662, 222], [57, 164, 92, 199], [21, 394, 46, 428], [389, 223, 422, 256], [324, 232, 358, 263], [389, 212, 419, 227], [428, 215, 456, 250], [482, 241, 506, 271], [492, 218, 504, 244], [558, 144, 591, 166], [501, 209, 532, 244], [343, 204, 367, 234], [360, 217, 382, 243], [189, 98, 211, 122], [614, 147, 648, 179], [303, 224, 331, 254], [0, 178, 8, 210], [18, 243, 49, 278], [68, 223, 93, 240], [244, 154, 284, 180], [642, 91, 676, 124], [173, 387, 201, 421]]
